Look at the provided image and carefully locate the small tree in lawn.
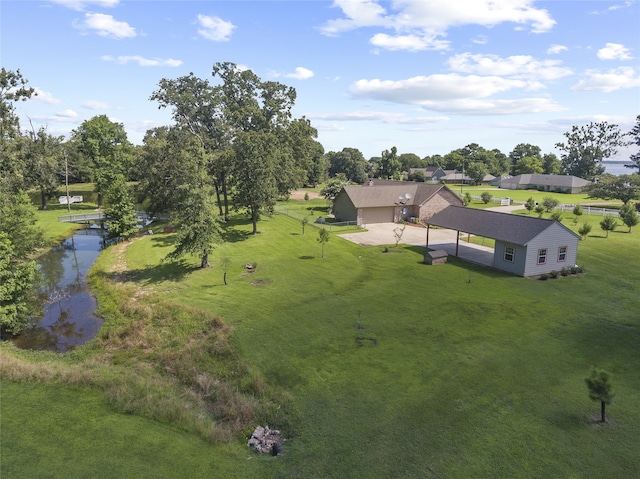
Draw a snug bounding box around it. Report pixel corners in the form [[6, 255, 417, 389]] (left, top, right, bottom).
[[318, 227, 329, 258], [585, 367, 614, 423], [542, 196, 559, 212], [600, 215, 618, 238], [480, 191, 492, 204], [463, 192, 472, 206], [550, 211, 563, 222], [393, 223, 406, 247], [619, 203, 638, 232], [573, 204, 583, 218], [220, 255, 230, 285], [578, 222, 592, 239], [525, 197, 535, 214], [535, 204, 545, 217], [301, 216, 308, 235]]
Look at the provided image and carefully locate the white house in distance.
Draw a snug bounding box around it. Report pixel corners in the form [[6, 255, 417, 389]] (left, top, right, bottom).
[[333, 182, 463, 226], [426, 206, 581, 277], [499, 174, 590, 194]]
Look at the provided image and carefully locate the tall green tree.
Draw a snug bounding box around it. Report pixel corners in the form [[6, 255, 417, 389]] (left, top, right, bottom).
[[326, 148, 368, 183], [585, 367, 614, 423], [583, 173, 640, 204], [166, 183, 223, 268], [514, 156, 544, 175], [379, 146, 402, 179], [465, 161, 489, 185], [135, 126, 204, 215], [104, 174, 138, 241], [555, 122, 625, 180], [23, 122, 64, 209], [231, 131, 279, 234], [150, 73, 232, 220], [0, 189, 44, 334], [625, 115, 640, 173], [0, 68, 36, 192], [71, 115, 133, 208], [542, 152, 562, 174]]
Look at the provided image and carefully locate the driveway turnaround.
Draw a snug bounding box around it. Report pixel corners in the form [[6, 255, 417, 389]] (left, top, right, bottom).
[[338, 222, 495, 267]]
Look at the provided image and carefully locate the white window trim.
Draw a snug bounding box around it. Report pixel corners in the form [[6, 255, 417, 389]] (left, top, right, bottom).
[[537, 248, 548, 265]]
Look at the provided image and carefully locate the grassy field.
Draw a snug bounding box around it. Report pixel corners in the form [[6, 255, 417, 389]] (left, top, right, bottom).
[[1, 190, 639, 478]]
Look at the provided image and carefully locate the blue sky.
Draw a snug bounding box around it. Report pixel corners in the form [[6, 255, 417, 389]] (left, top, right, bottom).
[[3, 0, 639, 161]]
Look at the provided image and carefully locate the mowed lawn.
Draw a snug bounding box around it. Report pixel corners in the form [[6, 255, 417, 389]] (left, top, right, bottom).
[[2, 204, 639, 478]]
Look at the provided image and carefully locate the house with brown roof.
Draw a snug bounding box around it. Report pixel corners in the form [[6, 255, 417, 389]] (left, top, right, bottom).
[[333, 182, 463, 225], [499, 174, 589, 194], [426, 206, 581, 277]]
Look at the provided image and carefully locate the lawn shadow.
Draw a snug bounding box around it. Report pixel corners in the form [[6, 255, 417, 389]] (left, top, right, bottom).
[[299, 255, 315, 260], [97, 258, 195, 284], [148, 234, 176, 248], [221, 227, 252, 243]]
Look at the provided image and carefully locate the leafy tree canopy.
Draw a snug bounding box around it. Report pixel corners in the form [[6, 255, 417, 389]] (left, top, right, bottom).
[[555, 122, 625, 180]]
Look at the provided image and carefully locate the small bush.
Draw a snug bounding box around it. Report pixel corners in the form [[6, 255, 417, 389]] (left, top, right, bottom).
[[550, 270, 560, 278], [550, 211, 563, 222], [561, 267, 570, 276], [539, 273, 550, 281]]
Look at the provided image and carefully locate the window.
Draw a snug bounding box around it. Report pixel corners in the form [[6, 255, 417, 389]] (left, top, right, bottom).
[[558, 246, 567, 262], [537, 248, 548, 265], [504, 245, 515, 263]]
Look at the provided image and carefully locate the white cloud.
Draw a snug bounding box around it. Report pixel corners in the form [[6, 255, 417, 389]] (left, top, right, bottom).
[[55, 109, 78, 119], [32, 88, 62, 105], [448, 53, 573, 80], [416, 98, 564, 115], [350, 74, 540, 103], [547, 44, 568, 54], [597, 43, 633, 60], [285, 67, 315, 80], [74, 13, 136, 38], [370, 33, 449, 51], [50, 0, 119, 11], [320, 0, 555, 51], [472, 35, 489, 45], [572, 67, 640, 92], [197, 14, 235, 41], [82, 100, 110, 110], [307, 111, 449, 124], [101, 55, 183, 67]]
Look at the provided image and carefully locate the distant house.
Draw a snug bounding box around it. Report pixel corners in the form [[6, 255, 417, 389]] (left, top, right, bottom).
[[426, 206, 581, 277], [333, 182, 463, 226], [407, 166, 447, 182], [439, 170, 496, 186], [499, 174, 589, 194]]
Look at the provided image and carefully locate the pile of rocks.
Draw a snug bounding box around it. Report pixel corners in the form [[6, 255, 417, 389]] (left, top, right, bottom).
[[247, 425, 282, 456]]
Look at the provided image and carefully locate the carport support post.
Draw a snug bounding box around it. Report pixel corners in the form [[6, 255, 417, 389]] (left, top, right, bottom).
[[455, 230, 460, 256], [426, 224, 430, 249]]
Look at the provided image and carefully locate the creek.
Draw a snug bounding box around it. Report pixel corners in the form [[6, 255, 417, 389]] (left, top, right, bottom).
[[13, 227, 106, 353]]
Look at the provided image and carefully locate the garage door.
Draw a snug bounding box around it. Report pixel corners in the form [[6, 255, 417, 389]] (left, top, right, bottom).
[[360, 207, 394, 224]]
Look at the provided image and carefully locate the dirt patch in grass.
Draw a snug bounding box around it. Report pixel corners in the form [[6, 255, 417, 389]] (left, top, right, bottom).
[[250, 279, 271, 286]]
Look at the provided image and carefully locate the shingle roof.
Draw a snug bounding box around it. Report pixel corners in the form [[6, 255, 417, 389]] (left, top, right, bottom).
[[426, 206, 580, 245], [341, 183, 452, 208], [500, 174, 589, 188]]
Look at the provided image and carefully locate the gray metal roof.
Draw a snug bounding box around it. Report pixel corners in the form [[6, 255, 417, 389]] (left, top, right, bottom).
[[426, 206, 580, 245], [500, 174, 589, 188], [341, 183, 453, 208]]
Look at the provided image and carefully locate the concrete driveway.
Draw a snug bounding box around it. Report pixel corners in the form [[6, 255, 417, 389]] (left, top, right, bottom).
[[338, 221, 499, 267]]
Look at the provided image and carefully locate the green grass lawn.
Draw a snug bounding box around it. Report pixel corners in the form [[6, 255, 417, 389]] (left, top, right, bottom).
[[2, 194, 639, 478]]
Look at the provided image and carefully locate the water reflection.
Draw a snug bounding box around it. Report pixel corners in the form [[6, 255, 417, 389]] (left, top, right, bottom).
[[13, 227, 106, 353]]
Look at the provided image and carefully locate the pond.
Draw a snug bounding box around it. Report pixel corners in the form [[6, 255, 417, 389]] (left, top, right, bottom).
[[12, 227, 106, 353]]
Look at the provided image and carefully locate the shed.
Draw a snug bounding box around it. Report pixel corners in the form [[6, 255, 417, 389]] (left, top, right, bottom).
[[424, 249, 448, 265], [425, 206, 581, 277], [332, 183, 463, 226]]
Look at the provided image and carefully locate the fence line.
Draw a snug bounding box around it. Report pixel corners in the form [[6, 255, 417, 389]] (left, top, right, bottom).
[[274, 205, 359, 231]]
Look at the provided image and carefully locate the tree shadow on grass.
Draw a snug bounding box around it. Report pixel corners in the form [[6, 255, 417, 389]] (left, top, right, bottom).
[[148, 234, 176, 248], [96, 258, 195, 285]]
